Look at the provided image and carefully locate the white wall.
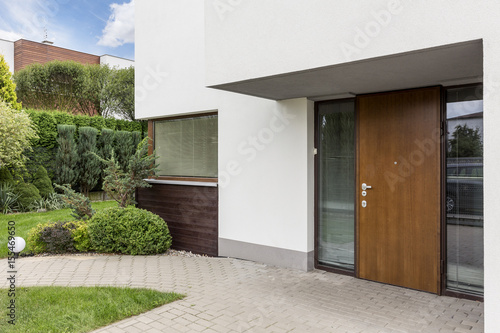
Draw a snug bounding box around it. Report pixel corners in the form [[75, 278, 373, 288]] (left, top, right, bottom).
[[100, 55, 134, 69], [205, 0, 495, 85], [136, 0, 314, 255], [0, 38, 14, 73]]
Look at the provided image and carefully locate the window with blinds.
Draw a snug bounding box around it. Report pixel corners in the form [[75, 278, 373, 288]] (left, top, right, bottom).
[[154, 114, 218, 178]]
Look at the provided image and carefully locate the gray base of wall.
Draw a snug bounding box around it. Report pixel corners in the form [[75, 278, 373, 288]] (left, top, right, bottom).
[[219, 238, 314, 271]]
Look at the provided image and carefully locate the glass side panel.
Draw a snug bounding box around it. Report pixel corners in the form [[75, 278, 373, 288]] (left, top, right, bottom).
[[317, 100, 355, 270], [446, 85, 484, 295]]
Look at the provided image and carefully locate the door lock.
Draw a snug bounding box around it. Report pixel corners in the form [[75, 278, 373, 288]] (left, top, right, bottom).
[[361, 200, 367, 208], [361, 183, 372, 191]]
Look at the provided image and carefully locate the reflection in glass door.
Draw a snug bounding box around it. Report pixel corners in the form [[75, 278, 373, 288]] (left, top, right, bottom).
[[446, 85, 484, 295], [317, 100, 355, 271]]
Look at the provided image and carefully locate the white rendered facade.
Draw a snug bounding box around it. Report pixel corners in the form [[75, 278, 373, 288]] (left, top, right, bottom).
[[136, 1, 498, 330]]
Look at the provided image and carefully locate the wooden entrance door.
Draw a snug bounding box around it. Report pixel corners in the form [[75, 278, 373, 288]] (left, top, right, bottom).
[[357, 87, 441, 293]]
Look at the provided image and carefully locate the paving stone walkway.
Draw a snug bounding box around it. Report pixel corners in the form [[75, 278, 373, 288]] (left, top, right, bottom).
[[0, 255, 484, 332]]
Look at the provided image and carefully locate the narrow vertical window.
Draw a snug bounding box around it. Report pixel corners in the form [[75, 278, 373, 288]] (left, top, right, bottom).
[[446, 85, 483, 295], [317, 100, 355, 271]]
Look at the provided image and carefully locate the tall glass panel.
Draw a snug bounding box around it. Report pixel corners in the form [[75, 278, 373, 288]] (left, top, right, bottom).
[[317, 100, 355, 270], [446, 85, 484, 295]]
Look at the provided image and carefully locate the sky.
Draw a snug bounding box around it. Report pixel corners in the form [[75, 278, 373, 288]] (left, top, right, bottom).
[[0, 0, 134, 60]]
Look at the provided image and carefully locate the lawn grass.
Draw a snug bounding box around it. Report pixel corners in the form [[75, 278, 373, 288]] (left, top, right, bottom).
[[0, 286, 184, 332], [0, 201, 118, 258]]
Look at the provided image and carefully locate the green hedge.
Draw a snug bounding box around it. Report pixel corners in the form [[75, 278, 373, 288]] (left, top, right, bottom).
[[25, 109, 145, 149]]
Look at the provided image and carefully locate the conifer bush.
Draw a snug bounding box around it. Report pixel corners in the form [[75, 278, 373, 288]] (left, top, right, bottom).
[[55, 125, 78, 187], [77, 127, 100, 196], [33, 166, 54, 198], [15, 183, 41, 209]]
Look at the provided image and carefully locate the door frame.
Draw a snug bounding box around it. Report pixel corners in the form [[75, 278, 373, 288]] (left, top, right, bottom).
[[314, 87, 447, 293], [314, 86, 484, 299]]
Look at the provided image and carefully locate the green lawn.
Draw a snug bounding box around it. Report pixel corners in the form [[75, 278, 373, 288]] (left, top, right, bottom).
[[0, 201, 118, 258], [0, 286, 184, 333]]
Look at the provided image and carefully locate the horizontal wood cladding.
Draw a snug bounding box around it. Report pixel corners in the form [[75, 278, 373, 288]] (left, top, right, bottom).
[[137, 184, 218, 256], [14, 39, 100, 72]]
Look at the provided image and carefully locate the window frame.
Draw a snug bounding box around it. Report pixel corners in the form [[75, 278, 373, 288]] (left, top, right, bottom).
[[148, 112, 218, 183]]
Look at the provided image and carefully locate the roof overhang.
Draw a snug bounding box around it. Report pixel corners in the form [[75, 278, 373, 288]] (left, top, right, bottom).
[[208, 40, 483, 101]]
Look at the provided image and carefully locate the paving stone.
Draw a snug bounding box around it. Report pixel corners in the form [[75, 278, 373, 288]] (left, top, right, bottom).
[[0, 255, 484, 333]]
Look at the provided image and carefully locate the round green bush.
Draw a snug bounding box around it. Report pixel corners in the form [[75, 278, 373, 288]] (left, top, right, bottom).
[[15, 182, 41, 209], [88, 207, 172, 255], [33, 165, 54, 198]]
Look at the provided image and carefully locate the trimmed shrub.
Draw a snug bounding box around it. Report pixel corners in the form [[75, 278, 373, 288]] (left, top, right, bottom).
[[104, 117, 116, 130], [15, 183, 41, 209], [0, 167, 14, 185], [39, 221, 75, 253], [71, 221, 93, 252], [27, 220, 86, 254], [88, 207, 172, 255], [33, 165, 54, 198]]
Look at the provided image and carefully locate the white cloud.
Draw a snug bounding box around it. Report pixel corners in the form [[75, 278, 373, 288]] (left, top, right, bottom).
[[0, 29, 22, 41], [98, 0, 134, 47], [0, 0, 58, 42]]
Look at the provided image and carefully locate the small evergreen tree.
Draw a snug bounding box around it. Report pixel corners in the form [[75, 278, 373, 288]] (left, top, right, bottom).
[[113, 130, 135, 171], [33, 165, 54, 198], [77, 127, 100, 196], [55, 125, 79, 187], [0, 54, 21, 110], [95, 137, 158, 208]]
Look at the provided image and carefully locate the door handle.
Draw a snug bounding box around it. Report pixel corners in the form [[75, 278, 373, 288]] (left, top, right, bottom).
[[361, 183, 372, 191]]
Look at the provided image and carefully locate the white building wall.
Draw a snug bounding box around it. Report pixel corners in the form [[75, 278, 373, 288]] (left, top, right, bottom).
[[100, 55, 134, 69], [204, 0, 493, 85], [136, 0, 315, 269], [0, 38, 14, 73]]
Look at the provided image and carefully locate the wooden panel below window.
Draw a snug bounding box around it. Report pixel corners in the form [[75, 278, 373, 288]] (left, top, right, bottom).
[[137, 184, 218, 256]]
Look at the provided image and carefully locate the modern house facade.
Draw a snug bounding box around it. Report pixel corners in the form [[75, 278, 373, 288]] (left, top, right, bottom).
[[135, 1, 498, 330], [0, 38, 133, 73]]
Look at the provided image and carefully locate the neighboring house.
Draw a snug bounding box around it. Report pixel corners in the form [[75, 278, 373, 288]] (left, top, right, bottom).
[[0, 37, 133, 73], [135, 1, 499, 331]]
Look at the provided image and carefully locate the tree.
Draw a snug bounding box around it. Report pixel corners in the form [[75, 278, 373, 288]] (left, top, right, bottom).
[[101, 66, 135, 120], [95, 137, 158, 208], [77, 127, 100, 196], [14, 61, 134, 118], [0, 54, 21, 110], [0, 100, 38, 169], [448, 124, 483, 158], [55, 125, 79, 186]]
